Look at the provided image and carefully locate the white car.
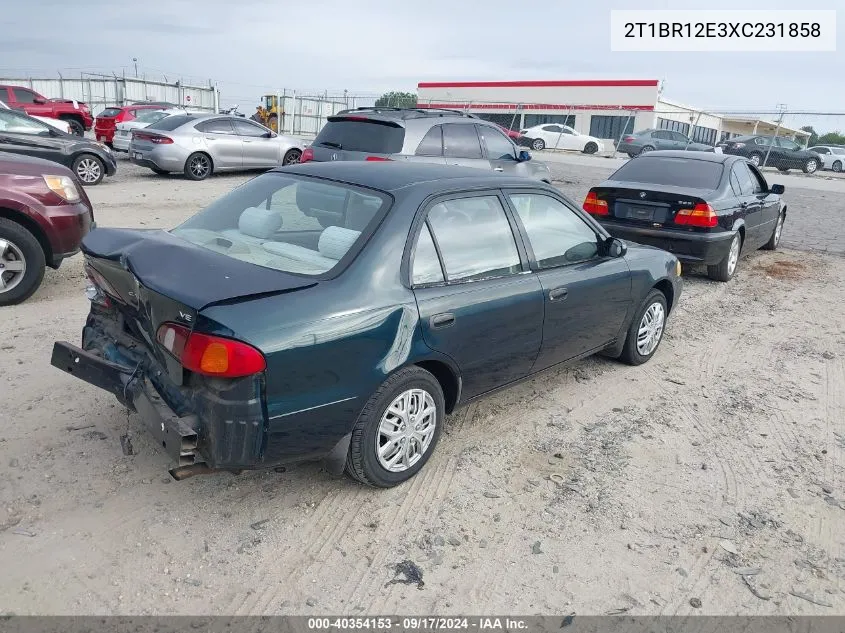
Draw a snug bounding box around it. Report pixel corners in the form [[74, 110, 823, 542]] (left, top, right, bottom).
[[519, 124, 605, 154], [0, 99, 71, 134], [113, 108, 206, 151], [807, 145, 845, 173]]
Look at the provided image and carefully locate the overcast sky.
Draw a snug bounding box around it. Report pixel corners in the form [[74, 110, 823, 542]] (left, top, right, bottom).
[[2, 0, 842, 128]]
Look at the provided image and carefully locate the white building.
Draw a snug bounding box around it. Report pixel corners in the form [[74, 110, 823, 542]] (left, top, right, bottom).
[[416, 79, 808, 146]]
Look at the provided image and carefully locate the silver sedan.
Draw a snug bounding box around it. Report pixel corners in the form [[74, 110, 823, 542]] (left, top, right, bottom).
[[128, 114, 305, 180]]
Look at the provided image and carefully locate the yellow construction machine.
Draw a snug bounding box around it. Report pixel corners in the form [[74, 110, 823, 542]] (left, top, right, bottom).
[[252, 95, 284, 131]]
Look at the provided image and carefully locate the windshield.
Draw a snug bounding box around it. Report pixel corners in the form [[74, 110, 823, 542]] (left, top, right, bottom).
[[611, 156, 723, 189], [171, 173, 390, 276]]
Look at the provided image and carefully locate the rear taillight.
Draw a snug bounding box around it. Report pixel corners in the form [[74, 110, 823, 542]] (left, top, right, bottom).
[[733, 143, 745, 148], [300, 147, 314, 163], [84, 262, 116, 307], [365, 156, 392, 161], [151, 136, 173, 144], [115, 112, 128, 122], [622, 136, 636, 143], [583, 191, 609, 216], [156, 323, 266, 378], [133, 132, 173, 144], [674, 203, 718, 227]]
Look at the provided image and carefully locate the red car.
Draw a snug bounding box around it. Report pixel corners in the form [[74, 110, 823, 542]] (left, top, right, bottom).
[[496, 123, 521, 140], [0, 151, 94, 305], [0, 85, 94, 137], [94, 104, 165, 145]]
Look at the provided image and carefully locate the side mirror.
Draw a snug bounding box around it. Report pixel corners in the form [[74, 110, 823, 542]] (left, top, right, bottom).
[[33, 97, 46, 105], [770, 184, 785, 195], [606, 237, 627, 258], [517, 150, 531, 162], [263, 131, 273, 138]]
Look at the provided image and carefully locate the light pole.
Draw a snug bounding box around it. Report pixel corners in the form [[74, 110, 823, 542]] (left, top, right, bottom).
[[132, 58, 138, 78]]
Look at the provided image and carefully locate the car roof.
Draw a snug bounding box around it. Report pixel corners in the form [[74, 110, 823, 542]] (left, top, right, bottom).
[[632, 150, 736, 164], [278, 161, 546, 193]]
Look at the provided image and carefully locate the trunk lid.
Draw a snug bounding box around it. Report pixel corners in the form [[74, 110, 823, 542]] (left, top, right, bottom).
[[592, 183, 715, 229], [82, 228, 317, 382]]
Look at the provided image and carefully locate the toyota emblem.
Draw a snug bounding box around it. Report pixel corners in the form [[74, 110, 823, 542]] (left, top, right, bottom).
[[639, 191, 647, 199]]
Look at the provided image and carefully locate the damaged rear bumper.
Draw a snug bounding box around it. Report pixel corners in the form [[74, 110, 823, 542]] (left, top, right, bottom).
[[52, 342, 201, 468]]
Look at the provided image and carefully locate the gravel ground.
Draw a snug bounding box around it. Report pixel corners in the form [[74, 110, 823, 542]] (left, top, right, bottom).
[[1, 155, 843, 615]]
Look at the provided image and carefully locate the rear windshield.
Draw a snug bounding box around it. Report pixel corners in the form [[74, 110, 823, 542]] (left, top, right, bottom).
[[98, 108, 122, 118], [134, 110, 167, 123], [611, 156, 723, 189], [171, 173, 390, 277], [147, 115, 193, 131], [314, 119, 405, 153]]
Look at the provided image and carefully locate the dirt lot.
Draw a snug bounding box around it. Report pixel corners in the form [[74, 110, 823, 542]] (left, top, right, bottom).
[[1, 156, 843, 616]]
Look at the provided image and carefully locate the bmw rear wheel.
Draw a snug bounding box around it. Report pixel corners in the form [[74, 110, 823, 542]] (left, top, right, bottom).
[[345, 366, 444, 487], [708, 232, 741, 282]]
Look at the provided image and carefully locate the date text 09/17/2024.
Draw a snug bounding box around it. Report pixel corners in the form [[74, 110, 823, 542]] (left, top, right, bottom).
[[306, 617, 529, 630]]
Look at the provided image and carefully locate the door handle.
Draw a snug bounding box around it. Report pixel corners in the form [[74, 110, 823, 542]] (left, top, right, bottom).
[[494, 167, 504, 172], [430, 313, 455, 329], [548, 287, 568, 301], [243, 139, 253, 143]]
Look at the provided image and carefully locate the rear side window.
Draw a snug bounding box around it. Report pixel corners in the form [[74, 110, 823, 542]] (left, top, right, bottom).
[[415, 126, 443, 156], [411, 223, 444, 285], [426, 195, 521, 282], [12, 88, 37, 103], [148, 115, 194, 131], [611, 156, 723, 189], [442, 124, 482, 159], [98, 108, 122, 118], [314, 119, 404, 153]]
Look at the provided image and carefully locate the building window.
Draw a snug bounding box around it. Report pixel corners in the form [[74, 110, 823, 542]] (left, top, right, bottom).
[[589, 115, 635, 140], [691, 125, 717, 146], [474, 113, 522, 131], [657, 118, 691, 136], [523, 114, 575, 129]]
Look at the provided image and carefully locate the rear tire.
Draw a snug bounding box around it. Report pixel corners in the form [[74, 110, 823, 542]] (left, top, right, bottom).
[[762, 211, 784, 250], [832, 160, 843, 173], [345, 366, 444, 488], [619, 289, 668, 366], [184, 152, 213, 181], [639, 145, 655, 154], [707, 232, 741, 282], [63, 118, 84, 136], [282, 149, 301, 166], [72, 154, 105, 185], [531, 138, 545, 151], [0, 218, 46, 306], [583, 142, 598, 154]]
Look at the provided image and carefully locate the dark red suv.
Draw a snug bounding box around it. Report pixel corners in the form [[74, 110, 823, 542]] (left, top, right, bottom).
[[0, 151, 94, 305]]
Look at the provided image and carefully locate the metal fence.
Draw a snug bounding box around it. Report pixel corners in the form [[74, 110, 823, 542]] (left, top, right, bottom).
[[0, 74, 219, 113]]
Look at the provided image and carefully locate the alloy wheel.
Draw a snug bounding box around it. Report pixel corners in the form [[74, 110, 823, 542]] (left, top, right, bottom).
[[76, 158, 102, 184], [189, 155, 211, 178], [727, 234, 741, 276], [0, 238, 27, 294], [376, 388, 437, 473], [636, 302, 665, 357], [806, 160, 818, 173], [774, 214, 784, 246], [750, 154, 761, 166]]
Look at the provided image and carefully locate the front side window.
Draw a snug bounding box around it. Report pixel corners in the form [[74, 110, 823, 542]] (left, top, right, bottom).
[[732, 162, 757, 195], [172, 173, 390, 277], [478, 125, 516, 160], [426, 195, 520, 282], [12, 88, 36, 104], [0, 110, 50, 135], [777, 138, 800, 151], [542, 125, 562, 133], [508, 194, 599, 268], [234, 119, 269, 137]]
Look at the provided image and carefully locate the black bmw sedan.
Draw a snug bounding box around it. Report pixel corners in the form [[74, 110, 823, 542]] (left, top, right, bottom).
[[583, 151, 786, 282], [53, 162, 682, 487]]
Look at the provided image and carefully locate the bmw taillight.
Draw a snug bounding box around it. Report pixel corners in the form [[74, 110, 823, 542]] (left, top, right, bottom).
[[300, 147, 314, 163], [674, 203, 718, 228], [583, 191, 609, 216], [156, 323, 266, 378]]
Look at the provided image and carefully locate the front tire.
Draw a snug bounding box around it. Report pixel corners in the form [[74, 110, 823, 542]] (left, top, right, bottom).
[[184, 152, 213, 180], [345, 366, 444, 488], [0, 218, 46, 306], [531, 138, 545, 151], [619, 289, 668, 366], [803, 158, 818, 174], [63, 118, 84, 136], [762, 211, 784, 250], [72, 154, 105, 185], [583, 142, 598, 154], [707, 232, 741, 282]]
